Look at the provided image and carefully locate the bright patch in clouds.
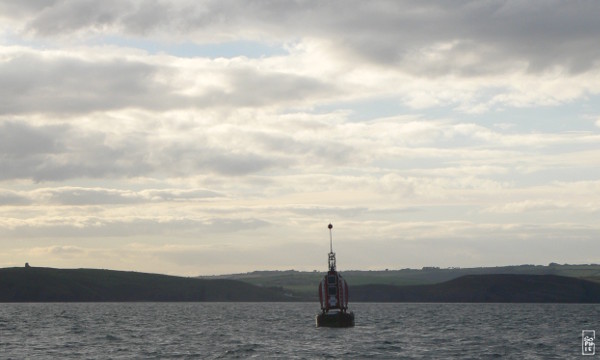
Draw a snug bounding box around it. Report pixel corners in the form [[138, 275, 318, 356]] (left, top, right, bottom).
[[1, 0, 599, 275]]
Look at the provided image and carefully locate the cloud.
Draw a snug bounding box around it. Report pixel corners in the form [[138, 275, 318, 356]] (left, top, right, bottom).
[[31, 245, 85, 257], [0, 186, 223, 206], [0, 214, 269, 238], [0, 120, 63, 156], [4, 5, 600, 119], [2, 110, 598, 184], [0, 47, 336, 116], [0, 189, 31, 205], [0, 120, 150, 181], [486, 200, 570, 214], [1, 1, 600, 274], [5, 1, 600, 73], [0, 49, 170, 115], [0, 116, 289, 180]]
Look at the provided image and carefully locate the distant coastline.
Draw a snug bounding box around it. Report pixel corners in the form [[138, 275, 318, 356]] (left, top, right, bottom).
[[2, 265, 600, 303], [351, 274, 600, 303], [203, 263, 600, 300], [0, 267, 289, 302]]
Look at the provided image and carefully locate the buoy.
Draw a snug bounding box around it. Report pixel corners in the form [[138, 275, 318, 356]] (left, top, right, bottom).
[[316, 223, 355, 327]]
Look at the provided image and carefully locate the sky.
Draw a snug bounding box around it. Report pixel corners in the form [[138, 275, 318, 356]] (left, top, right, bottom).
[[1, 0, 599, 276]]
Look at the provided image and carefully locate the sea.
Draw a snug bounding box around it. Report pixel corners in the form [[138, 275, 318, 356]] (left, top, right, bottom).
[[1, 302, 598, 359]]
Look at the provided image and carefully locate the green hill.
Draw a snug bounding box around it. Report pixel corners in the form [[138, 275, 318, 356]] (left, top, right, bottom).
[[0, 267, 292, 302], [3, 265, 600, 303], [351, 274, 600, 303], [206, 264, 600, 299]]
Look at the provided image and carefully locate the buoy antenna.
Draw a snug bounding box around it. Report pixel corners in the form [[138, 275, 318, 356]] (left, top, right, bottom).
[[328, 223, 333, 253], [327, 223, 336, 271]]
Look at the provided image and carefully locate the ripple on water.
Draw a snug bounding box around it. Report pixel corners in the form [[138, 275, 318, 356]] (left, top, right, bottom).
[[0, 303, 598, 359]]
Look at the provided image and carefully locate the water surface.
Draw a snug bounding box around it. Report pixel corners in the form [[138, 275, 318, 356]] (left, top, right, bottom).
[[1, 302, 597, 359]]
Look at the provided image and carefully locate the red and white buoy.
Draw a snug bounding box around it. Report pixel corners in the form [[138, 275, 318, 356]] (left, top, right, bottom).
[[316, 223, 355, 327]]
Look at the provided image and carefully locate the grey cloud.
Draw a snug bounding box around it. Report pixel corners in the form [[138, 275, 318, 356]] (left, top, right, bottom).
[[204, 152, 277, 176], [0, 50, 333, 115], [225, 69, 335, 107], [140, 189, 223, 201], [0, 120, 299, 181], [0, 216, 269, 238], [0, 52, 179, 115], [0, 121, 63, 157], [247, 130, 355, 167], [0, 0, 61, 18], [37, 187, 141, 205], [315, 1, 600, 75], [0, 121, 72, 181], [0, 120, 152, 181], [48, 245, 85, 257], [152, 139, 285, 177], [283, 205, 368, 218], [0, 187, 224, 206], [182, 68, 335, 110], [21, 0, 132, 36], [0, 190, 31, 205], [29, 141, 151, 182], [6, 0, 600, 74]]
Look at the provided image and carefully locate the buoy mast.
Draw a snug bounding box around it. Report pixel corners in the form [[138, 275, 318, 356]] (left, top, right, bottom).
[[328, 223, 336, 272], [316, 223, 355, 327]]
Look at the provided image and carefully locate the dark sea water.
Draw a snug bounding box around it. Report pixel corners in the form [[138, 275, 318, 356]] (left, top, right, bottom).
[[1, 302, 598, 359]]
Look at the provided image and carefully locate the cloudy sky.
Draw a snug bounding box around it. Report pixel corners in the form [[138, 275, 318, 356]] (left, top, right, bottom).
[[1, 0, 599, 275]]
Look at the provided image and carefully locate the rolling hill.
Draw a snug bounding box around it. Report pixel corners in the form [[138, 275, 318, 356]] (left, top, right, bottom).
[[0, 267, 290, 302], [351, 274, 600, 303], [205, 264, 600, 298], [2, 266, 600, 303]]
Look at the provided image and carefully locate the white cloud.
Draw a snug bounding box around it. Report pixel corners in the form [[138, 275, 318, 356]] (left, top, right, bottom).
[[4, 2, 600, 114], [1, 1, 600, 273]]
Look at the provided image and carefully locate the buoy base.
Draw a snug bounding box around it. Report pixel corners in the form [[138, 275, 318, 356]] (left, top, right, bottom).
[[316, 311, 355, 328]]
